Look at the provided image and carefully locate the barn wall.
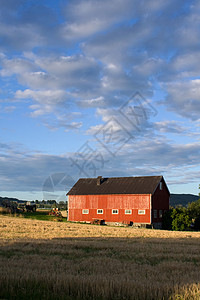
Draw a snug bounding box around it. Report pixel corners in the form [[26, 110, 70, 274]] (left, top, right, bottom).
[[152, 178, 170, 223], [68, 194, 151, 224]]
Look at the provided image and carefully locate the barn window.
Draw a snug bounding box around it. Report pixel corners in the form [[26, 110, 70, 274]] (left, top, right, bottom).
[[160, 182, 162, 190], [159, 210, 162, 218], [138, 210, 145, 215], [82, 209, 89, 214], [125, 209, 132, 214], [154, 210, 157, 218], [97, 209, 103, 214], [112, 209, 118, 214]]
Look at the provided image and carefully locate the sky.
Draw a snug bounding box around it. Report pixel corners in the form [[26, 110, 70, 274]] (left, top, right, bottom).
[[0, 0, 200, 201]]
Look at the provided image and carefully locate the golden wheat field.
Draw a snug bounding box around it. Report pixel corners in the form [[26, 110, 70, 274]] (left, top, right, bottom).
[[1, 215, 200, 300]]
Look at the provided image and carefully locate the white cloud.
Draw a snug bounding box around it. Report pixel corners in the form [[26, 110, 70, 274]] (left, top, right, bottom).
[[43, 116, 83, 132], [164, 80, 200, 120], [0, 135, 199, 194], [0, 57, 38, 77], [78, 96, 105, 108], [171, 52, 200, 76], [35, 55, 101, 92], [15, 89, 67, 104], [61, 0, 136, 40], [15, 89, 69, 116], [154, 121, 188, 134], [0, 22, 45, 51], [0, 0, 199, 123], [61, 0, 173, 43]]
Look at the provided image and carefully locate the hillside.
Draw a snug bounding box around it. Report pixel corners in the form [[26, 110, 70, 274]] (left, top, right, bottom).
[[170, 193, 199, 207], [0, 196, 27, 205]]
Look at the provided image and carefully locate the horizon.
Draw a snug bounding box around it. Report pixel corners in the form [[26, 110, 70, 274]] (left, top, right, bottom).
[[0, 192, 199, 202], [0, 190, 199, 203]]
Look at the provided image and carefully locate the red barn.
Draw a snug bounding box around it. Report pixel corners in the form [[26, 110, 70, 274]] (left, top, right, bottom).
[[67, 175, 170, 228]]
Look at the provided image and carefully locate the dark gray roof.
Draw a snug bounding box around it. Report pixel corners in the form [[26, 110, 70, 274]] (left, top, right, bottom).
[[67, 176, 164, 195]]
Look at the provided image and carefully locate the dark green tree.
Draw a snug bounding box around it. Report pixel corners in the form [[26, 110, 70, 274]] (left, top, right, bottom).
[[58, 201, 67, 210], [187, 198, 200, 230], [171, 206, 191, 231]]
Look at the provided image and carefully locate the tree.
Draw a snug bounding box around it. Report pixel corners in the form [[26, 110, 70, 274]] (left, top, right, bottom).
[[51, 202, 57, 209], [162, 185, 200, 231], [171, 207, 191, 231], [58, 201, 67, 210], [47, 200, 56, 205], [187, 199, 200, 230]]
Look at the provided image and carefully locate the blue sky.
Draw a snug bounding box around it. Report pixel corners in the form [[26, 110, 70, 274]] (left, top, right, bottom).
[[0, 0, 200, 201]]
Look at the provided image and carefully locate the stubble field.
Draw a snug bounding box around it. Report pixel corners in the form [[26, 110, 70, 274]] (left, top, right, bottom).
[[1, 215, 200, 299]]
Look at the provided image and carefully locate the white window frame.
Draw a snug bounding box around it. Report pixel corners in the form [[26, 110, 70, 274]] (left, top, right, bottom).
[[112, 209, 118, 214], [160, 182, 163, 190], [82, 209, 89, 214], [154, 209, 157, 218], [159, 210, 162, 218], [97, 209, 103, 214], [125, 209, 132, 215], [138, 210, 145, 215]]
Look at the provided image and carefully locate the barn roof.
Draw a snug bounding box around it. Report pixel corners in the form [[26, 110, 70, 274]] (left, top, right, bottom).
[[67, 176, 167, 195]]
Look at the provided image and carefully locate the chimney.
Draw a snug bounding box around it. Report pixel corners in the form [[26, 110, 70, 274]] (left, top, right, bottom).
[[97, 176, 102, 186]]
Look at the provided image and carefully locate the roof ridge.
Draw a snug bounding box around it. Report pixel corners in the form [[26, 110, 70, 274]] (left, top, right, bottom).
[[79, 175, 162, 180]]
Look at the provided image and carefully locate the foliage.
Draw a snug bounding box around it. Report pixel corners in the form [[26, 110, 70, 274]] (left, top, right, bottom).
[[187, 199, 200, 230], [162, 207, 191, 231], [163, 191, 200, 231], [171, 207, 191, 231], [34, 199, 68, 210]]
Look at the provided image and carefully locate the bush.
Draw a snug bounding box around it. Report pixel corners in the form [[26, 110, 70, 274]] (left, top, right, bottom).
[[0, 207, 11, 214], [171, 207, 191, 231]]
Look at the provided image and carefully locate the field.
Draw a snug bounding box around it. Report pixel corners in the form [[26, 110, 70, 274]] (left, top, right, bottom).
[[1, 215, 200, 299]]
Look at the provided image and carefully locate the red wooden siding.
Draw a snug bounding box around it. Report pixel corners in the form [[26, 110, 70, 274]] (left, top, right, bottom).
[[152, 179, 170, 223], [68, 194, 151, 224]]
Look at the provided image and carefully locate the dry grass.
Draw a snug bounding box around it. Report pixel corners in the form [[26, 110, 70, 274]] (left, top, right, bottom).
[[1, 215, 200, 299]]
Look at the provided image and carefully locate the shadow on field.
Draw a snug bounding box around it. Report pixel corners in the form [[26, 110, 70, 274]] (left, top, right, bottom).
[[0, 236, 200, 299]]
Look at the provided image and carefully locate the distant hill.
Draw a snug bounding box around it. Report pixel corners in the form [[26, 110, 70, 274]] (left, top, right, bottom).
[[170, 194, 199, 207], [0, 196, 27, 205]]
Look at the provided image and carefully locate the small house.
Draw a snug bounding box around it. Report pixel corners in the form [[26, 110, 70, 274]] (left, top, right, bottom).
[[67, 175, 170, 228]]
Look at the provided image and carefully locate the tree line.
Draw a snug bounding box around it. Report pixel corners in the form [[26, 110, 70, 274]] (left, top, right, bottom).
[[163, 186, 200, 231], [34, 199, 68, 210]]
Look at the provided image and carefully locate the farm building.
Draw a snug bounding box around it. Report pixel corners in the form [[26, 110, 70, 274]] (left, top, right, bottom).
[[67, 175, 170, 228]]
